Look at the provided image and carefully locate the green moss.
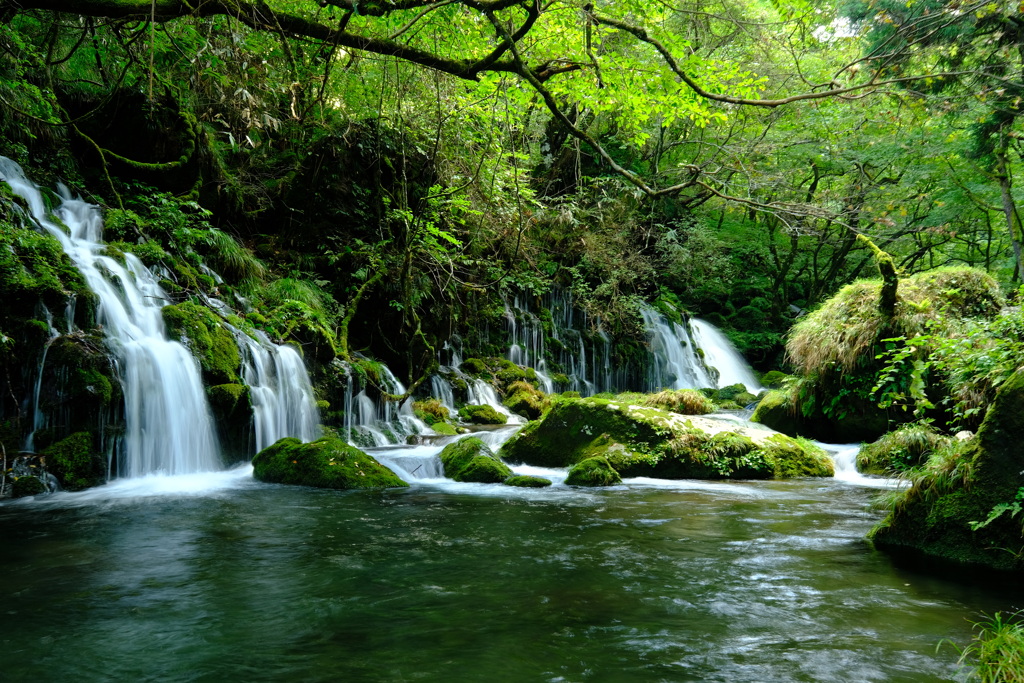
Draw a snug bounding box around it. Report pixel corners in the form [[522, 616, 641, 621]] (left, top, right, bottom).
[[162, 301, 240, 384], [642, 389, 715, 415], [459, 358, 489, 376], [872, 368, 1024, 572], [504, 475, 552, 488], [12, 475, 46, 497], [252, 436, 407, 489], [458, 404, 507, 425], [750, 390, 806, 437], [43, 431, 103, 491], [565, 457, 622, 487], [413, 398, 449, 425], [431, 423, 458, 436], [500, 397, 832, 481], [207, 383, 253, 465], [503, 380, 550, 420], [858, 422, 950, 475], [438, 437, 513, 483], [760, 370, 790, 388]]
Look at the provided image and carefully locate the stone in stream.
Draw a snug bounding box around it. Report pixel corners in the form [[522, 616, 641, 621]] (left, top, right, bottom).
[[253, 436, 408, 489], [499, 397, 833, 486]]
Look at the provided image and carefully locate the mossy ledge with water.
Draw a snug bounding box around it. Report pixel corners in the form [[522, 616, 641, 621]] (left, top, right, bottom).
[[499, 398, 833, 484], [252, 436, 408, 490]]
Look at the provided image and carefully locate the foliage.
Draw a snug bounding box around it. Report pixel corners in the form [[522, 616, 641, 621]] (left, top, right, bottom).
[[857, 422, 951, 475], [949, 611, 1024, 683]]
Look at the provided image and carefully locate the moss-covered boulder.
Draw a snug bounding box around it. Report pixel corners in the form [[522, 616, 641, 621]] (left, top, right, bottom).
[[413, 398, 450, 425], [42, 431, 103, 491], [642, 389, 715, 415], [504, 475, 552, 488], [565, 457, 622, 487], [458, 404, 507, 425], [252, 436, 407, 489], [503, 380, 549, 420], [871, 368, 1024, 572], [783, 267, 1002, 441], [162, 301, 240, 384], [857, 422, 950, 475], [431, 422, 459, 436], [207, 383, 252, 466], [750, 390, 808, 438], [439, 437, 513, 483], [11, 475, 46, 498], [499, 397, 832, 480]]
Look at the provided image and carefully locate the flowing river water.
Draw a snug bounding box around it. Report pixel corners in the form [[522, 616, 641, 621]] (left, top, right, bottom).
[[0, 442, 1017, 682]]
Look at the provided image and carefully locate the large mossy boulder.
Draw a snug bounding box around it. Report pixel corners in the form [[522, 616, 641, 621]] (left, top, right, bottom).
[[499, 397, 832, 480], [503, 380, 549, 420], [42, 431, 103, 491], [783, 267, 1002, 441], [439, 437, 513, 483], [252, 436, 407, 489], [871, 368, 1024, 573]]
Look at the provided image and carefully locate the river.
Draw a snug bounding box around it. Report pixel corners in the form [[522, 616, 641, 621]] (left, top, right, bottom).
[[0, 456, 1013, 682]]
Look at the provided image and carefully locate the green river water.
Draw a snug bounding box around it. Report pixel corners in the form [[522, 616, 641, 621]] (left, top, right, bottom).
[[0, 464, 1016, 682]]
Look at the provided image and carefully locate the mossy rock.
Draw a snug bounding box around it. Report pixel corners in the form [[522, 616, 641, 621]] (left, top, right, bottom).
[[750, 390, 807, 438], [458, 404, 507, 425], [715, 384, 749, 402], [12, 476, 46, 498], [871, 368, 1024, 572], [162, 301, 240, 384], [459, 358, 489, 377], [207, 383, 253, 466], [413, 398, 450, 425], [252, 436, 407, 489], [504, 475, 552, 488], [438, 437, 513, 483], [565, 457, 622, 487], [43, 431, 103, 491], [499, 398, 832, 480], [503, 381, 549, 420], [431, 423, 458, 436], [642, 389, 715, 415], [760, 371, 790, 389], [857, 423, 950, 475]]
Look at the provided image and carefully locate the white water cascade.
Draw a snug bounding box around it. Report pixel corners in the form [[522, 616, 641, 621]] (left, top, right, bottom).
[[689, 319, 763, 393], [641, 306, 715, 391], [233, 329, 321, 452], [1, 158, 220, 476]]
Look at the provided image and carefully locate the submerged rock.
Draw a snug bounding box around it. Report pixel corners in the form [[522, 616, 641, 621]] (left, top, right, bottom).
[[439, 437, 513, 483], [252, 436, 408, 489], [500, 397, 832, 481], [871, 368, 1024, 573]]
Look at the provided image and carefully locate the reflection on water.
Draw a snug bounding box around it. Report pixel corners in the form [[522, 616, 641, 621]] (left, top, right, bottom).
[[0, 473, 1011, 682]]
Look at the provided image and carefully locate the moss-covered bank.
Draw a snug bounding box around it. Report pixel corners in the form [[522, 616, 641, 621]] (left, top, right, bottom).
[[252, 436, 408, 490], [499, 397, 832, 485], [871, 368, 1024, 573]]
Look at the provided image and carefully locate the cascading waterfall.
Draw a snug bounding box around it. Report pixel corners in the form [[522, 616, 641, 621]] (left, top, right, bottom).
[[233, 328, 321, 452], [641, 306, 715, 391], [3, 158, 323, 478], [689, 319, 762, 393], [23, 305, 59, 453], [1, 158, 220, 476], [342, 361, 431, 447]]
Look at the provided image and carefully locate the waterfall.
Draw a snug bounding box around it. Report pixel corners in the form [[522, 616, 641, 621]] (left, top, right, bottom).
[[233, 329, 321, 452], [1, 158, 220, 476], [2, 158, 322, 479], [689, 319, 763, 393], [341, 361, 431, 447], [641, 307, 715, 391], [24, 306, 59, 452]]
